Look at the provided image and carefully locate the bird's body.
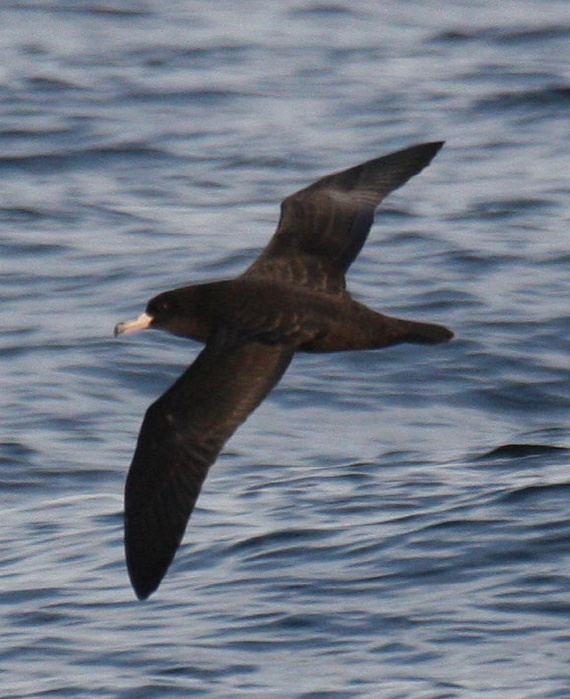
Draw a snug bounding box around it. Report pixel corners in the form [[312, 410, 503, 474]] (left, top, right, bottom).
[[115, 141, 453, 599], [137, 277, 449, 351]]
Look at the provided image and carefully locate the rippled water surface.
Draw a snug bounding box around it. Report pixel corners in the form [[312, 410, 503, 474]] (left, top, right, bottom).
[[1, 2, 570, 697]]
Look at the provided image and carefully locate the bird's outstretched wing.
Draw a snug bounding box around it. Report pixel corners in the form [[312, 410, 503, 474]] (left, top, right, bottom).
[[245, 141, 444, 293], [124, 338, 294, 600]]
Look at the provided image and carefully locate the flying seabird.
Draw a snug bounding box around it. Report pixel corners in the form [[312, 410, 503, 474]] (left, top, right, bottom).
[[115, 141, 453, 599]]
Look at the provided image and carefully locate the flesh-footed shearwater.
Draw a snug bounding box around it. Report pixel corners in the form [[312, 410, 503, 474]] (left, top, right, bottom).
[[115, 141, 453, 600]]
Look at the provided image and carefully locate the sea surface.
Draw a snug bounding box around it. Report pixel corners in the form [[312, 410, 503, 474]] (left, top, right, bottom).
[[1, 1, 569, 697]]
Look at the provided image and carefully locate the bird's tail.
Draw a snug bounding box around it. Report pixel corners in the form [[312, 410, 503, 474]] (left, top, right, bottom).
[[301, 303, 453, 352], [398, 318, 453, 345]]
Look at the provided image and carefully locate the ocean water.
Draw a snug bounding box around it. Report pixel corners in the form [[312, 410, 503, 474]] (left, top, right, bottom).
[[1, 1, 569, 697]]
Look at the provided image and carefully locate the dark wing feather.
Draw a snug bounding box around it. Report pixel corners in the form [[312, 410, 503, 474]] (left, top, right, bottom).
[[245, 141, 444, 293], [124, 339, 294, 599]]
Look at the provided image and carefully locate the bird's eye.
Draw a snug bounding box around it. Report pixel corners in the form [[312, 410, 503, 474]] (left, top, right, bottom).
[[148, 298, 171, 316]]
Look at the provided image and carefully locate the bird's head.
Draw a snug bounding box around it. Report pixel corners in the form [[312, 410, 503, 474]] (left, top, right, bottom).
[[114, 291, 184, 337]]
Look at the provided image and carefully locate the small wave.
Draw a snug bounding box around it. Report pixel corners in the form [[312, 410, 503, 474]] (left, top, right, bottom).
[[289, 3, 363, 19], [476, 443, 569, 460], [475, 86, 570, 113], [498, 481, 570, 505], [432, 25, 570, 45], [0, 143, 171, 173]]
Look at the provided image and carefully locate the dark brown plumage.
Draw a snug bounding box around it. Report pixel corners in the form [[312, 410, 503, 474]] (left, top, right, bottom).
[[115, 141, 453, 600]]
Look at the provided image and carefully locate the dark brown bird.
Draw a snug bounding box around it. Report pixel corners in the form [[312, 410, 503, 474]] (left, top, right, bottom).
[[115, 141, 453, 600]]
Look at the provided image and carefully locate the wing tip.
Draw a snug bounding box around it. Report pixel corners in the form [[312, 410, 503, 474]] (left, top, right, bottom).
[[426, 139, 445, 155], [125, 519, 172, 601], [406, 140, 445, 165], [127, 558, 164, 601], [132, 584, 155, 602]]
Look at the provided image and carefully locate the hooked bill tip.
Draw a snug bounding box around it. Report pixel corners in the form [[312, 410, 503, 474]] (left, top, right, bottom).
[[114, 312, 153, 337]]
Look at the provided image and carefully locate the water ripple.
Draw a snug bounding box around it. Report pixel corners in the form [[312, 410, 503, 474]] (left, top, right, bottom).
[[1, 2, 569, 698]]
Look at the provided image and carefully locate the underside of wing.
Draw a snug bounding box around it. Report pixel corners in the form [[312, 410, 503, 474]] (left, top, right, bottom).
[[245, 141, 444, 293], [124, 339, 294, 599]]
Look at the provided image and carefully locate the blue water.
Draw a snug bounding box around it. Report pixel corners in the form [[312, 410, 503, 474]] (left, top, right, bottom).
[[1, 1, 570, 697]]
